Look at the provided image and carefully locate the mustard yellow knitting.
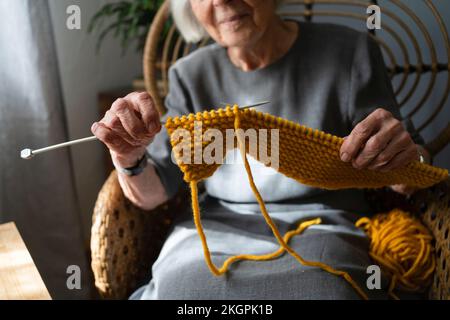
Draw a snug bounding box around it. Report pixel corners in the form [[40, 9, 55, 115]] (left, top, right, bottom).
[[165, 105, 448, 300], [166, 106, 448, 189]]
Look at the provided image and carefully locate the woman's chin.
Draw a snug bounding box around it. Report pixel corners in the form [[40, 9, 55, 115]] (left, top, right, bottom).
[[215, 21, 256, 46], [220, 32, 256, 48]]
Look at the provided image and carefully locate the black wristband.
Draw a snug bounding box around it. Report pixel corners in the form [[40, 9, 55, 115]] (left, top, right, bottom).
[[117, 152, 149, 176]]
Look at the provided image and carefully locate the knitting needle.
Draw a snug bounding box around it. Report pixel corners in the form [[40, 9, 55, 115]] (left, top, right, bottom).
[[220, 101, 270, 109], [20, 136, 98, 159], [20, 101, 270, 160]]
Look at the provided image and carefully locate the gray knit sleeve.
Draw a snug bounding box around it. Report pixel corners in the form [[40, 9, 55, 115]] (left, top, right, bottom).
[[347, 32, 424, 145], [146, 66, 193, 199]]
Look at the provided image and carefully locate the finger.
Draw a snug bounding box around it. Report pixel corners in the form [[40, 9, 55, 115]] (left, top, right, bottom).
[[353, 118, 404, 169], [111, 98, 150, 142], [376, 144, 418, 172], [351, 133, 390, 169], [91, 122, 134, 154], [367, 130, 412, 170], [126, 92, 161, 134], [390, 184, 417, 196], [340, 108, 390, 162], [102, 109, 139, 147]]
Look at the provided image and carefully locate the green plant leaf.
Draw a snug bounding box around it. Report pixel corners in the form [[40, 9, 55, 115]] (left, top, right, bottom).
[[88, 0, 165, 54], [95, 20, 124, 53], [88, 4, 115, 33]]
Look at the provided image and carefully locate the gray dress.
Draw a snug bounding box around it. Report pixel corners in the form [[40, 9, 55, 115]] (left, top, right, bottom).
[[130, 21, 423, 300]]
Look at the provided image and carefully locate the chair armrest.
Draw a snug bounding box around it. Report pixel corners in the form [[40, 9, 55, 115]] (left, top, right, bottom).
[[417, 180, 450, 300], [366, 179, 450, 300], [90, 170, 188, 299]]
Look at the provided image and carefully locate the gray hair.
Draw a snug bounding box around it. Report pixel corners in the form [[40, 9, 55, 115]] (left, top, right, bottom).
[[170, 0, 286, 43]]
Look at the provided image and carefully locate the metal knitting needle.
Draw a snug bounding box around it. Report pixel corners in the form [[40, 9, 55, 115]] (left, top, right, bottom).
[[20, 101, 270, 160], [220, 101, 270, 109], [20, 136, 98, 159]]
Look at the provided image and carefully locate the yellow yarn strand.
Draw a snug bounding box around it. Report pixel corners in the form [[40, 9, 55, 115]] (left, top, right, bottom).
[[188, 109, 369, 300], [190, 180, 323, 274], [233, 111, 369, 300], [356, 209, 436, 299]]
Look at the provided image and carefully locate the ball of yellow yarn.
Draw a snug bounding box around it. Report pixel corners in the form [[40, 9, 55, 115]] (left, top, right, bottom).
[[356, 209, 436, 299]]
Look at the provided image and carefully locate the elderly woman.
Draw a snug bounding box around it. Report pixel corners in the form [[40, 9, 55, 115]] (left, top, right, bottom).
[[91, 0, 429, 299]]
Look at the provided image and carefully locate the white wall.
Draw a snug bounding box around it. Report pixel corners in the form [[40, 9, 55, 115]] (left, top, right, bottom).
[[48, 0, 143, 241]]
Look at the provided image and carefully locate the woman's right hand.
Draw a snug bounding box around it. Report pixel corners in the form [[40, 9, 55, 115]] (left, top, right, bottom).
[[91, 91, 161, 168]]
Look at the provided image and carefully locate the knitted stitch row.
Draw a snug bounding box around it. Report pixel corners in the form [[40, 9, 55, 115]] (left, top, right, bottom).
[[165, 106, 448, 189]]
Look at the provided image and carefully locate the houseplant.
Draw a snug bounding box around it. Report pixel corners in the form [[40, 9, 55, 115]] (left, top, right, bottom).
[[88, 0, 166, 54]]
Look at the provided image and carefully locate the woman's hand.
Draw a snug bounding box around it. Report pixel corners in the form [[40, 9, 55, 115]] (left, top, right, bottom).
[[340, 108, 421, 195], [91, 91, 161, 168]]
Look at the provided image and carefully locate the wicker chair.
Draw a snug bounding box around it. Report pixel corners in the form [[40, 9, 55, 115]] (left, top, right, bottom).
[[91, 0, 450, 299]]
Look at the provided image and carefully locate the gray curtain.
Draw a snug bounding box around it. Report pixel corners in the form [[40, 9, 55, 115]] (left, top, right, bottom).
[[0, 0, 90, 299]]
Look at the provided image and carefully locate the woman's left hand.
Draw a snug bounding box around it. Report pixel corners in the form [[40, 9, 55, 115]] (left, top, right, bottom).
[[340, 108, 421, 194]]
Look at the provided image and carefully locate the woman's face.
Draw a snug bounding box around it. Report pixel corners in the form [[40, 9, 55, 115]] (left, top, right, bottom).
[[189, 0, 278, 47]]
